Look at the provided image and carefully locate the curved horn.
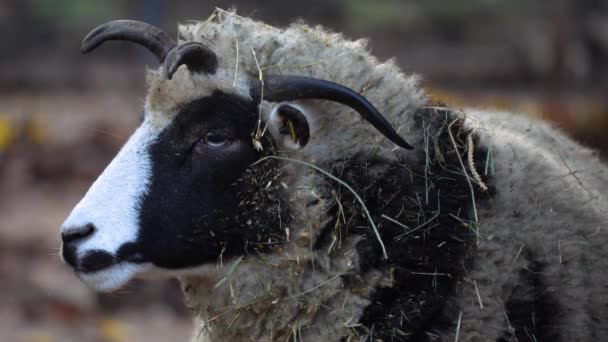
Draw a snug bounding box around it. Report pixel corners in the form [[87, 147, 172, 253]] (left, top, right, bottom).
[[251, 75, 413, 150], [164, 42, 219, 79], [81, 20, 176, 62]]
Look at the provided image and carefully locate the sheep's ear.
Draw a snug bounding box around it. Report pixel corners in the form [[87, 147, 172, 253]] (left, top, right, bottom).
[[268, 103, 310, 150]]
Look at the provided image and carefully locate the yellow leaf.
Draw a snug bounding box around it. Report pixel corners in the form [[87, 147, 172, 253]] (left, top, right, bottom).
[[25, 115, 48, 145], [0, 115, 13, 151], [99, 317, 128, 342]]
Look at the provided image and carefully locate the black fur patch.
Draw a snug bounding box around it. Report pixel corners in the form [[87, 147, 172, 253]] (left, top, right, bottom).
[[136, 91, 288, 269], [497, 260, 560, 342], [62, 244, 78, 268], [79, 250, 116, 273], [315, 107, 493, 341]]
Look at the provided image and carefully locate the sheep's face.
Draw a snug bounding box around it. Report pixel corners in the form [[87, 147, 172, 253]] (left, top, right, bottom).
[[61, 19, 413, 292], [60, 91, 262, 291]]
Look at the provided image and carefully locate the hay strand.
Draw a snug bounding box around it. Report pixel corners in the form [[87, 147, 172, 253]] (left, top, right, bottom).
[[447, 117, 480, 242], [454, 311, 463, 342], [232, 32, 240, 87], [214, 255, 244, 289], [467, 131, 488, 192], [254, 156, 389, 259]]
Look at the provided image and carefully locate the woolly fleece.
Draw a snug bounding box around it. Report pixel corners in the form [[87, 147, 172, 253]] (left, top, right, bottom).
[[141, 9, 607, 342]]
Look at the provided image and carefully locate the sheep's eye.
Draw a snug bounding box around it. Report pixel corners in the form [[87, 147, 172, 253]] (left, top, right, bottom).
[[205, 133, 230, 147]]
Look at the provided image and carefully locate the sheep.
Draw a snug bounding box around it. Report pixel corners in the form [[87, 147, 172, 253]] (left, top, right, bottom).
[[60, 9, 608, 342]]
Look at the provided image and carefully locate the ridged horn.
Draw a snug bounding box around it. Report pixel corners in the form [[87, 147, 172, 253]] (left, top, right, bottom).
[[164, 42, 219, 79], [81, 20, 176, 62], [250, 75, 413, 149]]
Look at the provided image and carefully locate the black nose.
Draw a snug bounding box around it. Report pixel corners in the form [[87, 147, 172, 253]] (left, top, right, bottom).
[[62, 223, 96, 245]]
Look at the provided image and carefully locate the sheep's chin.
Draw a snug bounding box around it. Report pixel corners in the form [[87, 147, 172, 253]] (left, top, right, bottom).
[[77, 263, 146, 292]]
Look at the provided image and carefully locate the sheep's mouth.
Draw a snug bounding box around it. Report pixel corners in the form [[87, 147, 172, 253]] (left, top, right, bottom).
[[77, 246, 146, 273], [62, 244, 148, 292], [76, 262, 144, 292], [77, 250, 117, 273]]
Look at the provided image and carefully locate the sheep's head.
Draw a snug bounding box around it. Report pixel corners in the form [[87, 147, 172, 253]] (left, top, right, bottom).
[[60, 20, 412, 292]]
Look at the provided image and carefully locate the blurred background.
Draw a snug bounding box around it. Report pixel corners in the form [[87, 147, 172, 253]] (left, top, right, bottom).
[[0, 0, 607, 341]]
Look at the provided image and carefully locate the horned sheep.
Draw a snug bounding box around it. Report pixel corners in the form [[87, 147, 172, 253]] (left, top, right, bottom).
[[60, 9, 608, 342]]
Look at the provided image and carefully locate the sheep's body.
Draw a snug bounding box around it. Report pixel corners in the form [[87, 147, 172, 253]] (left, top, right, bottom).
[[154, 10, 608, 342], [442, 109, 608, 341]]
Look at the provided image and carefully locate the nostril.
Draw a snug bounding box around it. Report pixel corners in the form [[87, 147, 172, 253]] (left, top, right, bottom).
[[62, 223, 96, 244]]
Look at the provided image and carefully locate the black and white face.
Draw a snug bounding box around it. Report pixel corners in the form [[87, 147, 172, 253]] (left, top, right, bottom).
[[60, 91, 263, 291], [67, 19, 413, 293]]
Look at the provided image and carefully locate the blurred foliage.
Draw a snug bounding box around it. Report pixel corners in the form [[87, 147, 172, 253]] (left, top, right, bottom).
[[343, 0, 540, 31], [99, 317, 129, 342], [24, 116, 49, 145], [0, 114, 14, 152], [29, 0, 121, 27], [0, 114, 50, 158], [23, 333, 56, 342]]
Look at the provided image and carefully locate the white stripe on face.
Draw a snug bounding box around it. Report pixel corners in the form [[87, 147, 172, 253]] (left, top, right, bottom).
[[78, 263, 152, 292], [61, 120, 161, 291]]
